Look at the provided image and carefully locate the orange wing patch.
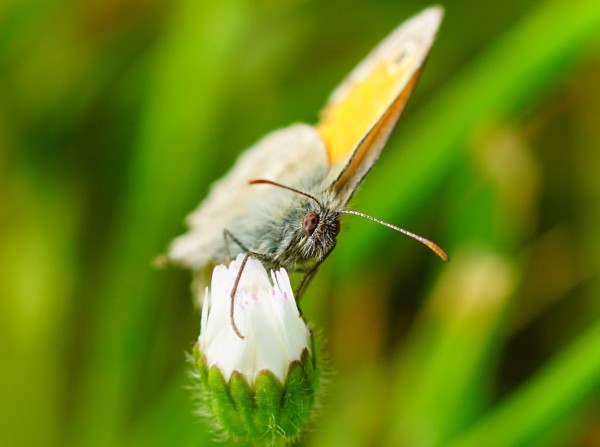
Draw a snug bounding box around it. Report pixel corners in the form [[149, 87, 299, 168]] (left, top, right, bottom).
[[316, 6, 443, 167], [317, 50, 417, 165], [330, 70, 421, 197]]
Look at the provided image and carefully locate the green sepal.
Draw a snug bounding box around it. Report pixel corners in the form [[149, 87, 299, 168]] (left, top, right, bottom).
[[280, 349, 317, 436], [192, 334, 323, 443], [207, 366, 246, 436], [254, 369, 284, 437], [193, 347, 210, 389], [229, 371, 259, 436]]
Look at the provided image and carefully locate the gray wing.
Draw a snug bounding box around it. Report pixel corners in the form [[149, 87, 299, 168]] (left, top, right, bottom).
[[165, 123, 329, 270]]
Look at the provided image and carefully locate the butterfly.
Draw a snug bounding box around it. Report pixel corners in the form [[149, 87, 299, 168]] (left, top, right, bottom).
[[161, 6, 447, 336]]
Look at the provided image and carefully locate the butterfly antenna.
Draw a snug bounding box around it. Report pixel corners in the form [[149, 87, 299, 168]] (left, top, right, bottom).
[[249, 179, 324, 208], [340, 209, 449, 261]]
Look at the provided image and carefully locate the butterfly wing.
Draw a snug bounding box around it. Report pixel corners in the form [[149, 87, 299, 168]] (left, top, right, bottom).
[[318, 6, 443, 203], [165, 7, 442, 273], [165, 123, 328, 270]]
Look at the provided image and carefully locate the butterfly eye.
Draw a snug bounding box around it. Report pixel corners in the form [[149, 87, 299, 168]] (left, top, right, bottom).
[[303, 211, 319, 236]]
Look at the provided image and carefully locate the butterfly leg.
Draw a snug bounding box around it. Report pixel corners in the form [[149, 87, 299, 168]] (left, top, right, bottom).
[[228, 251, 252, 339], [223, 229, 271, 340], [295, 241, 337, 301], [223, 229, 251, 262]]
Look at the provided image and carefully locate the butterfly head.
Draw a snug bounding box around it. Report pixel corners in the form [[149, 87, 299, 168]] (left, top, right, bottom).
[[249, 179, 343, 263], [300, 199, 341, 258]]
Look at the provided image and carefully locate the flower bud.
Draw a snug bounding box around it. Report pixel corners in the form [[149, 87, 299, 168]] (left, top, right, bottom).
[[192, 255, 320, 443]]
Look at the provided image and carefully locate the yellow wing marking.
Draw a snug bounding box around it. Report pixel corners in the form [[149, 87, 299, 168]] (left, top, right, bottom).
[[331, 70, 421, 194], [317, 51, 417, 165]]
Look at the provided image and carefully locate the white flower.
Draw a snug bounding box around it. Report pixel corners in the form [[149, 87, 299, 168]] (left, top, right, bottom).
[[193, 255, 320, 442], [199, 254, 311, 384]]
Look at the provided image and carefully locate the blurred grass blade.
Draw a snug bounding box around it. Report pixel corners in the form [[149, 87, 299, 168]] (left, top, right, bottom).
[[127, 371, 217, 447], [447, 317, 600, 447], [75, 1, 250, 446], [0, 171, 80, 447], [337, 0, 600, 272], [388, 249, 518, 447]]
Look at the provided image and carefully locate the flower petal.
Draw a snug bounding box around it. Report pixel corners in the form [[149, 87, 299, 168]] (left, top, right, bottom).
[[199, 254, 311, 383]]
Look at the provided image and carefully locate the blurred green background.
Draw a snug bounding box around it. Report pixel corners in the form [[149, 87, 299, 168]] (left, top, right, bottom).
[[2, 0, 600, 446]]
